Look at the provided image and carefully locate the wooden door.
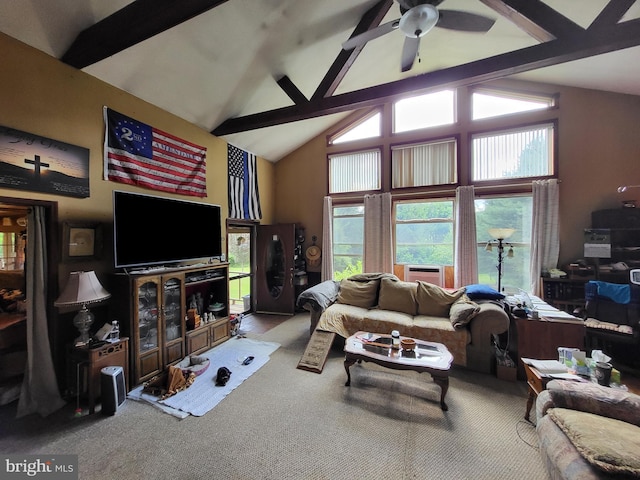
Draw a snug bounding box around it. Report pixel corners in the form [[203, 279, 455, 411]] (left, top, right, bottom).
[[256, 224, 296, 314]]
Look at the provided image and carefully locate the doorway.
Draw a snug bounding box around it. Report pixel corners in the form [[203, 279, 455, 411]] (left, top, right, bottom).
[[227, 220, 256, 315], [0, 197, 59, 402]]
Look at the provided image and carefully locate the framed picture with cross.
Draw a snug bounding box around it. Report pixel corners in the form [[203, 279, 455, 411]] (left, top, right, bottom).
[[62, 222, 103, 261], [0, 125, 90, 198]]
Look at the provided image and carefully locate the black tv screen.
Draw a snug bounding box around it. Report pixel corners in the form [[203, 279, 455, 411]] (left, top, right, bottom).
[[113, 190, 222, 269]]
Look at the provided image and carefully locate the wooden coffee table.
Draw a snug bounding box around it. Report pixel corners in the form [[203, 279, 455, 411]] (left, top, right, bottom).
[[343, 331, 454, 410]]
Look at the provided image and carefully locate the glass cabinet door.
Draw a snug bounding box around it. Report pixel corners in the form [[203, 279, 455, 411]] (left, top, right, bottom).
[[136, 280, 159, 352], [163, 276, 183, 342]]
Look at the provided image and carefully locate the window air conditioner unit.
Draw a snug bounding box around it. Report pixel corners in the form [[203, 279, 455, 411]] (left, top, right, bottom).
[[404, 265, 444, 286]]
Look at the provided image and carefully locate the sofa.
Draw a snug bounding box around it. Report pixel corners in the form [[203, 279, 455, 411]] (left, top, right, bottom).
[[536, 379, 640, 479], [296, 273, 510, 374]]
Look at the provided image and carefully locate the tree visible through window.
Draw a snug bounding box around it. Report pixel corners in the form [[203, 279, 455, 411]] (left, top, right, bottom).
[[472, 123, 554, 181], [332, 205, 364, 279], [475, 196, 532, 291], [395, 200, 454, 266]]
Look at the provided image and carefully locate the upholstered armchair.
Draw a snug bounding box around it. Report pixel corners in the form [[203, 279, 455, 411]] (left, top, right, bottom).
[[536, 379, 640, 479]]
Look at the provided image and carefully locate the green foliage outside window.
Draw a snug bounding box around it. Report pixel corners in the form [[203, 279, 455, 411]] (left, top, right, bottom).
[[395, 201, 454, 266]]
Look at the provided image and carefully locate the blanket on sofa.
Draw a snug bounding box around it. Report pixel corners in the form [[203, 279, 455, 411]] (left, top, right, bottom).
[[314, 275, 480, 366]]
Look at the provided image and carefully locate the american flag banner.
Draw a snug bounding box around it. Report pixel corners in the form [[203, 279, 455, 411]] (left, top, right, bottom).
[[103, 107, 207, 197], [228, 144, 262, 220]]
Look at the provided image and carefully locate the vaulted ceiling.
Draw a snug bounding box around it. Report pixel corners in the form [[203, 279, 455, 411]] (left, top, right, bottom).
[[1, 0, 639, 161]]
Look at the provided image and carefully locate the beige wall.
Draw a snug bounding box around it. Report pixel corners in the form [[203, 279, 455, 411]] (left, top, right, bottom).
[[275, 78, 640, 271], [0, 33, 275, 284]]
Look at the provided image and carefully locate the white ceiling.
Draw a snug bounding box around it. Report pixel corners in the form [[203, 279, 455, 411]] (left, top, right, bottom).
[[1, 0, 639, 162]]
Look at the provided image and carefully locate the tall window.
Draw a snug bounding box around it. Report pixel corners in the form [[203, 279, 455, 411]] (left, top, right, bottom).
[[392, 138, 457, 188], [393, 90, 455, 133], [395, 200, 454, 266], [471, 123, 554, 181], [475, 196, 532, 291], [332, 205, 364, 279], [329, 149, 381, 194]]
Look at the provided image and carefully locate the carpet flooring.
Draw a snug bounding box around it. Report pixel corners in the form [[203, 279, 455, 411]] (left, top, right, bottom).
[[0, 313, 548, 480]]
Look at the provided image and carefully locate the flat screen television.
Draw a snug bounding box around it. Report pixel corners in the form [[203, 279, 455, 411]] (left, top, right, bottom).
[[113, 190, 222, 269]]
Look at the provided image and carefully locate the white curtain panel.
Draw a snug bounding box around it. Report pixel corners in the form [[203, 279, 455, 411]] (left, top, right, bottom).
[[18, 206, 66, 418], [363, 193, 393, 273], [321, 196, 334, 282], [530, 179, 560, 295], [454, 186, 479, 288]]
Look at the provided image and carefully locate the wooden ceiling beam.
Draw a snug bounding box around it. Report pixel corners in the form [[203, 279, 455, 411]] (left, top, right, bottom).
[[212, 18, 640, 136], [311, 0, 394, 100], [276, 76, 308, 105], [61, 0, 230, 68], [479, 0, 583, 42], [589, 0, 636, 30]]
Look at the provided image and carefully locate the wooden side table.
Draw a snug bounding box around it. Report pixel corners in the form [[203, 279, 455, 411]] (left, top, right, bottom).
[[67, 338, 129, 414], [522, 362, 549, 422]]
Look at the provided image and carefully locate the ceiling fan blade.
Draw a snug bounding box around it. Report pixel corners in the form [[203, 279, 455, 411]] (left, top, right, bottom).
[[436, 10, 496, 32], [342, 18, 401, 50], [401, 36, 420, 72]]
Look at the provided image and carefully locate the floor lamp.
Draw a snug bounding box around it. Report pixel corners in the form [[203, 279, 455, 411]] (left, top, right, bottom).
[[485, 228, 515, 293]]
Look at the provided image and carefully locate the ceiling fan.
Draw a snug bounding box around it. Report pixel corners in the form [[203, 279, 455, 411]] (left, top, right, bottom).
[[342, 0, 496, 72]]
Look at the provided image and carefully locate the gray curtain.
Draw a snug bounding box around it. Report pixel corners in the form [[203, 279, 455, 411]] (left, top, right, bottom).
[[530, 179, 560, 295], [17, 206, 65, 417], [454, 186, 478, 288], [363, 193, 393, 274], [321, 196, 333, 282]]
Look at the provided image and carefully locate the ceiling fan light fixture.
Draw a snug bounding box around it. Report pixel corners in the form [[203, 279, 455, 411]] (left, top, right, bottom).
[[399, 4, 439, 38]]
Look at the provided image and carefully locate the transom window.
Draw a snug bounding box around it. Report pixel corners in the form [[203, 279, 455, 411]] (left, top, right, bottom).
[[329, 112, 381, 144], [328, 149, 381, 194], [395, 200, 454, 266], [391, 138, 457, 188], [332, 205, 364, 279], [393, 90, 455, 134], [471, 123, 555, 182], [472, 89, 555, 120]]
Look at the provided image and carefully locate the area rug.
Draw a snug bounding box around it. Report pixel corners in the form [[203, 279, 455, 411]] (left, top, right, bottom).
[[297, 329, 335, 373], [128, 338, 280, 418]]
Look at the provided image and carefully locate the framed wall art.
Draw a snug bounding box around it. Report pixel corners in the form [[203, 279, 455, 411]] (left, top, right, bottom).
[[63, 222, 103, 261]]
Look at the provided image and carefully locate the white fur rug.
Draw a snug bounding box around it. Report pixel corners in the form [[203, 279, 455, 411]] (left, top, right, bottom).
[[128, 338, 280, 418]]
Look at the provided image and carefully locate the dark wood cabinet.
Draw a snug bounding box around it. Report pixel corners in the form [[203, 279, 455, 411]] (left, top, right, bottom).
[[514, 317, 585, 380], [591, 208, 640, 282], [541, 277, 588, 314], [111, 263, 230, 387]]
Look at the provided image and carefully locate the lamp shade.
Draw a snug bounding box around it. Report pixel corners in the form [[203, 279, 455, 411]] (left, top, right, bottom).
[[488, 228, 515, 240], [55, 271, 111, 307]]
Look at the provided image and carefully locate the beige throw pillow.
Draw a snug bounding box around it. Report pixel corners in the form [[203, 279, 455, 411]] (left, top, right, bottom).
[[416, 282, 465, 316], [337, 278, 379, 309], [378, 278, 417, 315], [449, 296, 481, 328]]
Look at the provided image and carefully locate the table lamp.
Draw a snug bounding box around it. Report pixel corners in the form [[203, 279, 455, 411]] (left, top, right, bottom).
[[55, 271, 111, 346]]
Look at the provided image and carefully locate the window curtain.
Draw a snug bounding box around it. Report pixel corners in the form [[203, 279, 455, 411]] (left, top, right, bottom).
[[321, 196, 334, 282], [530, 179, 560, 296], [363, 193, 393, 274], [454, 186, 478, 288], [18, 206, 65, 418]]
